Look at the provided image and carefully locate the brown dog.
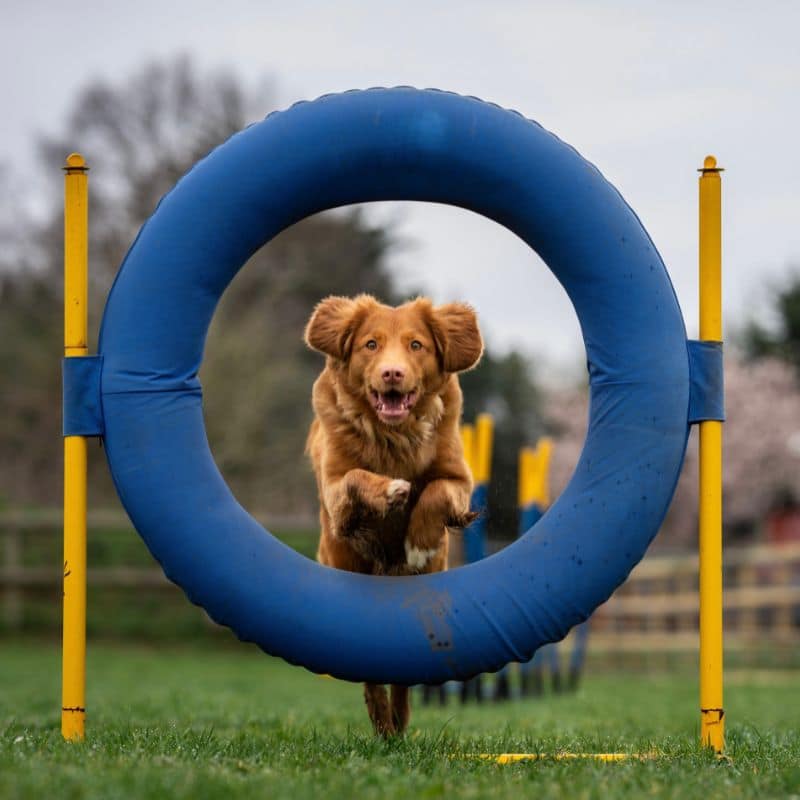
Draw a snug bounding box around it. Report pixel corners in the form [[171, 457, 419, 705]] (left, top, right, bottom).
[[304, 294, 483, 736]]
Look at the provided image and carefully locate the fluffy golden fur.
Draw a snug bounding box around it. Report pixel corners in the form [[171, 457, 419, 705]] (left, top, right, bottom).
[[304, 294, 483, 736]]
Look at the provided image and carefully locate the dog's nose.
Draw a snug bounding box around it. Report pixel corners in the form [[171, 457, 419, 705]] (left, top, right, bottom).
[[381, 366, 405, 385]]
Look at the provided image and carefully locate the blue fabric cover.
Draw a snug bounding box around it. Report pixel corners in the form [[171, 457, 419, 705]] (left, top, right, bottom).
[[98, 88, 692, 684], [62, 356, 104, 437], [687, 340, 725, 423]]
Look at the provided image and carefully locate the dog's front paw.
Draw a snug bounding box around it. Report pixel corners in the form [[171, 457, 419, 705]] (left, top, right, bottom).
[[386, 479, 411, 509], [404, 539, 439, 572]]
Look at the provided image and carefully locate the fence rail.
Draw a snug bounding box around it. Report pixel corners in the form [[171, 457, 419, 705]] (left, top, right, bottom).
[[2, 511, 799, 659], [590, 541, 800, 655], [0, 508, 316, 632], [0, 508, 315, 530]]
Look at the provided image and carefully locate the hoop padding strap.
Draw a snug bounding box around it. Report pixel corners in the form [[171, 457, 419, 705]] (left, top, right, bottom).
[[98, 88, 690, 683]]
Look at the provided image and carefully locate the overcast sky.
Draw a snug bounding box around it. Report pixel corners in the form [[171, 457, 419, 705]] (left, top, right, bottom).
[[4, 1, 799, 374]]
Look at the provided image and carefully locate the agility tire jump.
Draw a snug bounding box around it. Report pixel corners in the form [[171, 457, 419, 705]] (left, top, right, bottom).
[[95, 87, 696, 685]]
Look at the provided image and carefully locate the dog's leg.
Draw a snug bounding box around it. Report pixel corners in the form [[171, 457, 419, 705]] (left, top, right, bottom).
[[404, 478, 474, 572], [364, 683, 395, 737], [390, 685, 410, 734], [325, 469, 411, 538]]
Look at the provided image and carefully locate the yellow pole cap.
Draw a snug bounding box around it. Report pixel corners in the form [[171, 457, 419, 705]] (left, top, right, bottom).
[[64, 153, 88, 172], [698, 155, 723, 173]]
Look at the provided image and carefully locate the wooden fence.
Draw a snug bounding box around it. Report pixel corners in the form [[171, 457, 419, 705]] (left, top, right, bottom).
[[3, 510, 799, 663], [0, 508, 315, 632], [590, 541, 800, 658]]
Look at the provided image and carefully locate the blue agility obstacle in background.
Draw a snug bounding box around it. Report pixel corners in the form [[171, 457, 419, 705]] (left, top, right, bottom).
[[463, 483, 489, 564], [91, 87, 717, 685]]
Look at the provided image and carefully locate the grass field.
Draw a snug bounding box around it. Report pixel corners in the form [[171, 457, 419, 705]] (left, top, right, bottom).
[[1, 641, 798, 799]]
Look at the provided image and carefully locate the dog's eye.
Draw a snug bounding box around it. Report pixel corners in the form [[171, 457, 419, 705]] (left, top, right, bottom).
[[410, 340, 423, 351], [365, 340, 378, 351]]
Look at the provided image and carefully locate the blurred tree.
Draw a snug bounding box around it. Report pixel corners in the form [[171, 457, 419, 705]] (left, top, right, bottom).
[[742, 269, 800, 375], [37, 55, 253, 303], [0, 57, 402, 509], [1, 57, 259, 506], [0, 270, 61, 506], [1, 55, 545, 522]]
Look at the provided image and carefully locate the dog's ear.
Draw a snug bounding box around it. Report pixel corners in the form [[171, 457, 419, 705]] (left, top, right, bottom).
[[304, 295, 376, 360], [428, 302, 483, 373]]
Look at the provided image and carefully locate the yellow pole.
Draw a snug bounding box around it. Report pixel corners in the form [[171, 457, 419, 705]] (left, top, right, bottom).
[[518, 447, 533, 508], [536, 437, 553, 508], [474, 413, 494, 484], [698, 155, 724, 752], [525, 448, 537, 507], [62, 153, 89, 741], [461, 423, 475, 475]]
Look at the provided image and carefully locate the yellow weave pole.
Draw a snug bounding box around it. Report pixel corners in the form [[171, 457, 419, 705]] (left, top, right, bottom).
[[460, 423, 475, 475], [535, 437, 553, 508], [473, 413, 494, 484], [62, 153, 89, 741], [518, 447, 535, 508], [698, 155, 724, 752]]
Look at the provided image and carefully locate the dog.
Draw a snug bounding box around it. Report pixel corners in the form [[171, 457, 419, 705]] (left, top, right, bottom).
[[304, 294, 483, 736]]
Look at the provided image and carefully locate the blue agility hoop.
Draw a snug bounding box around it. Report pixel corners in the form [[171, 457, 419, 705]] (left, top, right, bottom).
[[98, 88, 691, 683]]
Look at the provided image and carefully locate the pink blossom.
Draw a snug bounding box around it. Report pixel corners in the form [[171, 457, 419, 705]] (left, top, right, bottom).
[[544, 354, 800, 547]]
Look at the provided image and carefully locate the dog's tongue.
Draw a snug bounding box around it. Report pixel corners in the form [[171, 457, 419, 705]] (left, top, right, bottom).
[[372, 388, 416, 421], [382, 392, 405, 411]]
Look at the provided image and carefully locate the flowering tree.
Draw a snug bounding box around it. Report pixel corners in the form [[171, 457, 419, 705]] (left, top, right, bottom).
[[544, 353, 800, 548]]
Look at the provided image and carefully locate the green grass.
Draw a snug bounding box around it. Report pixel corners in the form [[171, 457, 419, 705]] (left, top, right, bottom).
[[1, 642, 798, 799]]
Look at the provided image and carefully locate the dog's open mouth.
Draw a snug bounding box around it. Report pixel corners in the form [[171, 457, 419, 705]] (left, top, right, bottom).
[[370, 388, 418, 423]]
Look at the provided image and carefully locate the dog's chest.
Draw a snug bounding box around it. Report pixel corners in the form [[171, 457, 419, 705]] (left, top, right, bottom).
[[342, 411, 439, 480], [362, 434, 436, 481]]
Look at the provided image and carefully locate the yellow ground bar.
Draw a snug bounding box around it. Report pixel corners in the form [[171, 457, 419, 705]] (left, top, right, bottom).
[[478, 752, 656, 764]]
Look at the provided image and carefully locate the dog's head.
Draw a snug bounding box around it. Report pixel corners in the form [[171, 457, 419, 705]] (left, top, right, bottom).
[[304, 295, 483, 426]]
